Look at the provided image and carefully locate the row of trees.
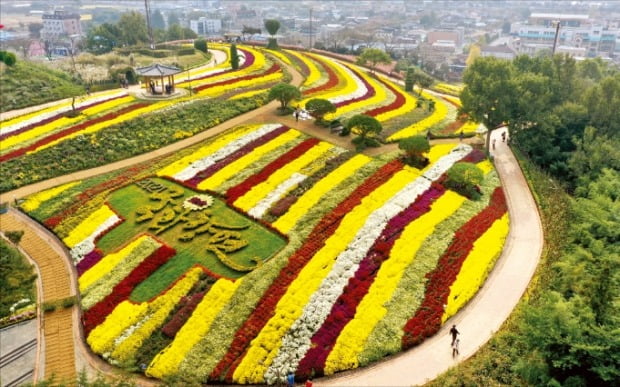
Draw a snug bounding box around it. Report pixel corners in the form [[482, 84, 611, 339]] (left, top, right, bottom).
[[457, 55, 619, 385], [85, 11, 197, 54]]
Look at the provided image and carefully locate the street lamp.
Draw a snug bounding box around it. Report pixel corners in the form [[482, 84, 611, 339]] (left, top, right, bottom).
[[551, 20, 561, 55]]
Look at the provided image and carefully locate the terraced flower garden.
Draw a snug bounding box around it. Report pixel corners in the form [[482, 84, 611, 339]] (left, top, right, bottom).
[[5, 44, 507, 384]]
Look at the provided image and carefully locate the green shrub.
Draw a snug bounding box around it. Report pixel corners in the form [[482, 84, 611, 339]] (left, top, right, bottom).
[[194, 39, 208, 54], [445, 162, 484, 199], [5, 230, 24, 245]]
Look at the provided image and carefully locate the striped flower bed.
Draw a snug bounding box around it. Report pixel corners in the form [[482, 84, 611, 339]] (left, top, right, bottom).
[[20, 123, 508, 384]]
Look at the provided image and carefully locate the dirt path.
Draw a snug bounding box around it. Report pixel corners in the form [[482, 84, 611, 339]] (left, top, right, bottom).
[[0, 54, 543, 387]]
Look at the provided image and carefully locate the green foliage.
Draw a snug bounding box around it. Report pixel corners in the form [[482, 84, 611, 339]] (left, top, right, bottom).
[[264, 19, 281, 36], [347, 114, 382, 139], [194, 38, 208, 54], [0, 60, 84, 113], [230, 43, 239, 70], [445, 162, 484, 199], [0, 240, 36, 319], [0, 95, 269, 193], [33, 369, 137, 386], [117, 11, 149, 46], [398, 135, 430, 168], [356, 48, 391, 73], [0, 50, 17, 66], [264, 19, 280, 49], [268, 83, 301, 110], [305, 98, 336, 123], [404, 66, 415, 92], [5, 230, 24, 245]]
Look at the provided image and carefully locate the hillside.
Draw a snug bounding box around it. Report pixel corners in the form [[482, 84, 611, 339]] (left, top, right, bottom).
[[0, 60, 84, 113]]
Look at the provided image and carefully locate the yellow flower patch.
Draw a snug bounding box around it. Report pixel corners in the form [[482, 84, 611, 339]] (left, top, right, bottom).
[[21, 181, 80, 212]]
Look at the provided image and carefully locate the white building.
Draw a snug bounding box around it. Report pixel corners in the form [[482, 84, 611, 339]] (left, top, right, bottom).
[[511, 13, 618, 58], [41, 10, 82, 40], [190, 17, 222, 35]]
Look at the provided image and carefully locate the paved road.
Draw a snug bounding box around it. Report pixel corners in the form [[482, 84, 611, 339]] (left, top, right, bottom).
[[317, 129, 543, 386], [0, 49, 543, 386], [0, 319, 37, 387]]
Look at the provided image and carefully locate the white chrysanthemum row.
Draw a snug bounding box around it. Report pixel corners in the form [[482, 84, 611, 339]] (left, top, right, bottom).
[[264, 144, 472, 378], [328, 63, 369, 104], [70, 213, 122, 263], [0, 91, 129, 136], [248, 172, 307, 219], [173, 123, 282, 181]]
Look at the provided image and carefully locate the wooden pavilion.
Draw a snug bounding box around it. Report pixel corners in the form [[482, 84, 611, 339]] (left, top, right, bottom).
[[135, 63, 182, 95]]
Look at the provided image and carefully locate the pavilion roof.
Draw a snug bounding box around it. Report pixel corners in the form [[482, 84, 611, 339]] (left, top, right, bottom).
[[135, 63, 182, 77]]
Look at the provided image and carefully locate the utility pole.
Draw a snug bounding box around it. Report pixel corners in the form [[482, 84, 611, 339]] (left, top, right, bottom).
[[309, 8, 313, 49], [144, 0, 154, 49], [551, 20, 561, 55]]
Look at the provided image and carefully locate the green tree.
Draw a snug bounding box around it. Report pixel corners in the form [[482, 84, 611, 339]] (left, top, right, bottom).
[[117, 11, 149, 46], [242, 25, 261, 41], [151, 9, 166, 30], [356, 48, 391, 73], [305, 98, 336, 124], [460, 57, 517, 150], [230, 43, 240, 69], [86, 23, 120, 53], [28, 22, 43, 39], [398, 135, 430, 168], [582, 73, 620, 137], [569, 126, 620, 189], [404, 66, 415, 92], [194, 38, 208, 54], [264, 19, 281, 49], [269, 83, 301, 110], [182, 27, 197, 40], [0, 51, 17, 66], [166, 23, 184, 41], [347, 114, 382, 149], [168, 12, 180, 26], [445, 162, 484, 199]]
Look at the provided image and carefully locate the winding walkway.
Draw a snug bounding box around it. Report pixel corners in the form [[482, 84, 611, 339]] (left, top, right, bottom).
[[0, 51, 543, 386]]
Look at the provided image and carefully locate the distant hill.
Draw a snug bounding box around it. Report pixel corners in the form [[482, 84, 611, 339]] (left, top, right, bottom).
[[1, 59, 84, 113]]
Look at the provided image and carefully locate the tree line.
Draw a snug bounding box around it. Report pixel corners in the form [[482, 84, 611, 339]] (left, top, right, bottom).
[[85, 10, 197, 54], [451, 55, 619, 386]]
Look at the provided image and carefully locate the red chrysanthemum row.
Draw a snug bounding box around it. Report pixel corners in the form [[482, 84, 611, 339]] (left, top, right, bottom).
[[211, 159, 404, 382], [401, 187, 507, 349]]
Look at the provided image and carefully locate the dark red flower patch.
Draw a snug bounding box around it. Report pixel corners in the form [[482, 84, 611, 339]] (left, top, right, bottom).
[[193, 63, 280, 93], [187, 49, 255, 83], [225, 138, 320, 204], [296, 183, 446, 378], [302, 56, 340, 96], [81, 244, 176, 336], [401, 187, 507, 349], [211, 159, 404, 383], [184, 125, 289, 187]]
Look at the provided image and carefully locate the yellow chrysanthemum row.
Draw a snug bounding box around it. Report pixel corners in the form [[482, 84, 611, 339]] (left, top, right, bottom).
[[20, 181, 80, 212], [63, 204, 116, 248], [2, 95, 134, 153], [233, 168, 418, 383], [87, 267, 202, 359], [273, 154, 371, 234], [197, 129, 302, 191], [284, 49, 323, 89], [157, 124, 263, 178], [146, 277, 242, 379], [325, 190, 466, 374], [233, 142, 334, 212], [441, 213, 509, 322], [387, 92, 449, 141]]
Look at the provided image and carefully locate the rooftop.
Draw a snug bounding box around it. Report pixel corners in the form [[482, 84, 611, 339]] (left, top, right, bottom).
[[135, 64, 183, 77]]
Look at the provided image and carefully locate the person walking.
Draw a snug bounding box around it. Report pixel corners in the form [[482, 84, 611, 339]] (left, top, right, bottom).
[[449, 324, 459, 345], [287, 372, 295, 387], [452, 338, 460, 357], [501, 131, 507, 142], [492, 139, 496, 150], [459, 130, 464, 142]]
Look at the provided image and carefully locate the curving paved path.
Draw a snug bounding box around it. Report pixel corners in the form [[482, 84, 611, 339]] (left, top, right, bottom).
[[0, 50, 543, 386]]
